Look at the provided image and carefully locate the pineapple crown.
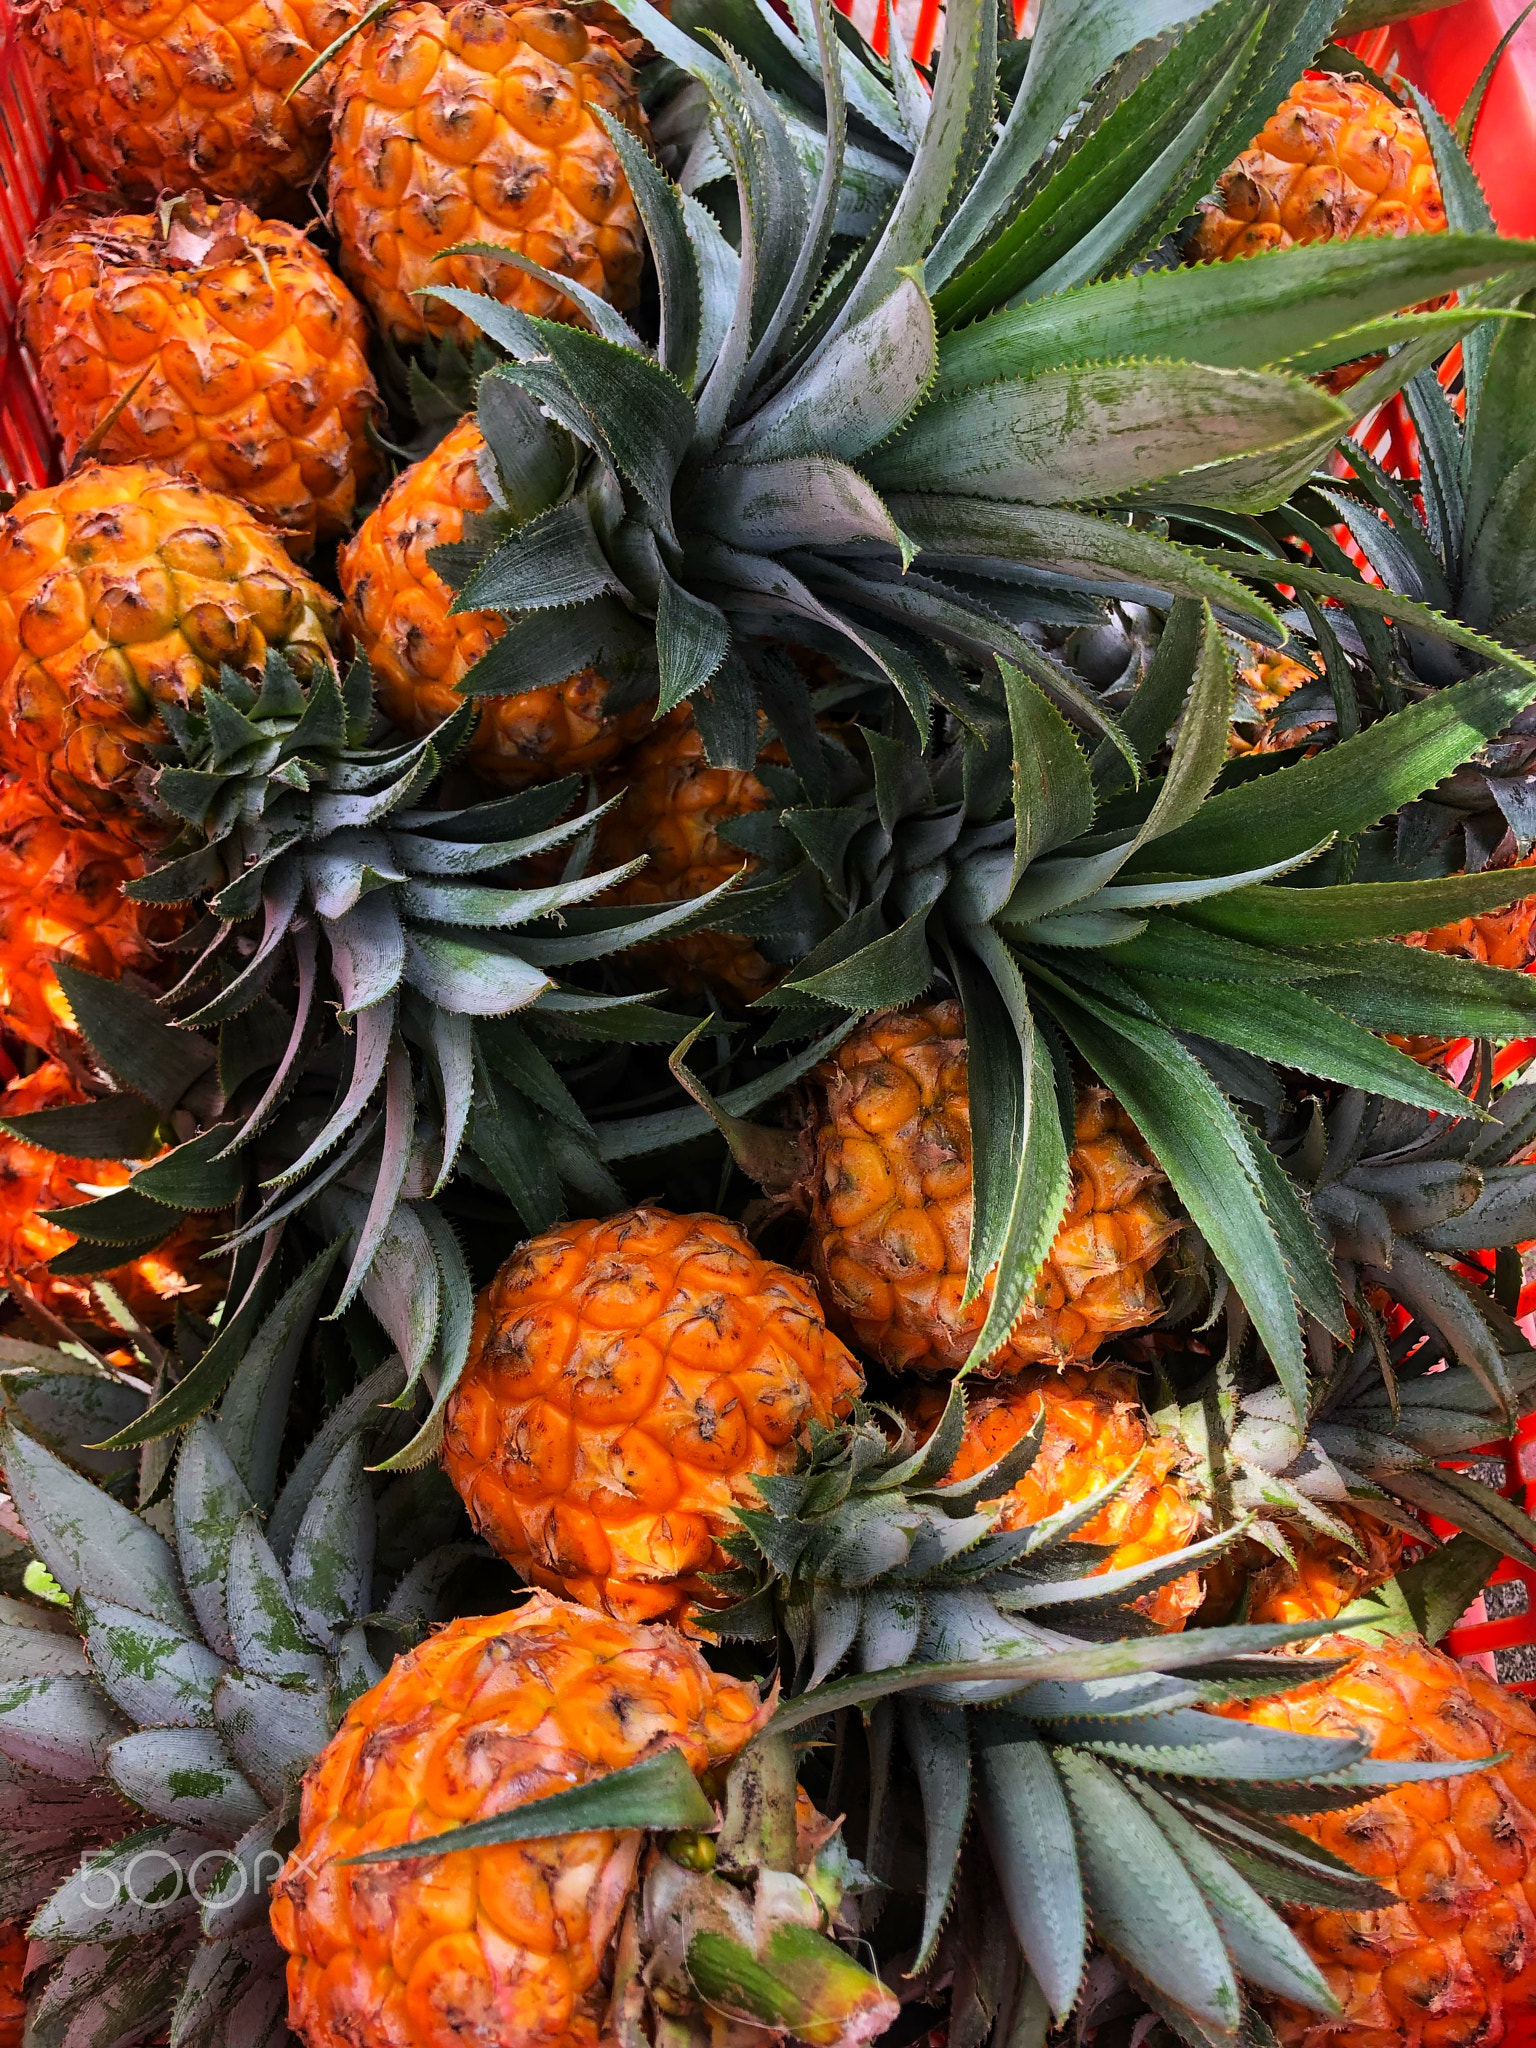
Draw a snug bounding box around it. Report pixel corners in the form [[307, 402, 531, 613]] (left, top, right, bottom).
[[670, 614, 1536, 1417], [0, 650, 763, 1464], [421, 0, 1536, 772], [0, 1283, 480, 2048], [698, 1380, 1497, 2047]]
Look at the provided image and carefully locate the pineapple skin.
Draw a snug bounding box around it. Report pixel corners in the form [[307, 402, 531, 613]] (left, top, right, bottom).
[[0, 462, 340, 840], [441, 1209, 863, 1624], [902, 1365, 1207, 1630], [19, 194, 380, 558], [0, 774, 184, 1057], [1190, 75, 1446, 262], [1229, 648, 1330, 757], [328, 0, 649, 347], [269, 1592, 767, 2048], [1247, 1510, 1411, 1626], [339, 417, 653, 785], [591, 707, 782, 1005], [0, 1057, 221, 1330], [1223, 1637, 1536, 2047], [19, 0, 360, 210], [802, 1002, 1179, 1377]]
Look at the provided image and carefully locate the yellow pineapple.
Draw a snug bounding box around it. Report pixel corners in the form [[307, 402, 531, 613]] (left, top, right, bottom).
[[0, 775, 185, 1058], [1222, 1637, 1536, 2047], [1189, 73, 1447, 392], [269, 1592, 767, 2047], [19, 193, 379, 557], [800, 1001, 1179, 1377], [18, 0, 361, 210], [901, 1366, 1206, 1629], [0, 1056, 221, 1330], [328, 0, 649, 347], [0, 463, 341, 841], [441, 1207, 863, 1624], [339, 417, 654, 785], [589, 707, 783, 1006]]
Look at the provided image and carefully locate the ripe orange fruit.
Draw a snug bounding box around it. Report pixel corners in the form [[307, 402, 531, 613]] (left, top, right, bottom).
[[0, 463, 340, 840], [801, 1002, 1179, 1376], [591, 708, 782, 1006], [441, 1208, 863, 1623], [19, 0, 360, 210], [329, 0, 649, 347], [903, 1366, 1206, 1629], [269, 1592, 767, 2048], [0, 776, 184, 1057], [0, 1057, 221, 1331], [1221, 1636, 1536, 2048], [19, 194, 379, 556], [339, 418, 653, 786]]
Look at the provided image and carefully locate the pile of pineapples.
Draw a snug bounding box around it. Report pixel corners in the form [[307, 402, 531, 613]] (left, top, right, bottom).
[[10, 0, 1536, 2045]]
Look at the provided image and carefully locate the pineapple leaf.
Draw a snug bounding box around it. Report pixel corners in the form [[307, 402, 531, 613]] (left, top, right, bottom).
[[863, 361, 1345, 508], [224, 1518, 327, 1686], [733, 274, 936, 463], [104, 1726, 265, 1838], [1031, 981, 1309, 1420], [347, 1744, 716, 1864], [1056, 1750, 1240, 2041], [1128, 1781, 1337, 2017], [76, 1600, 225, 1730], [1137, 664, 1536, 878], [52, 966, 216, 1114], [974, 1730, 1085, 2024], [937, 237, 1536, 392], [1393, 1534, 1503, 1645], [902, 1698, 972, 1972], [286, 1442, 374, 1649]]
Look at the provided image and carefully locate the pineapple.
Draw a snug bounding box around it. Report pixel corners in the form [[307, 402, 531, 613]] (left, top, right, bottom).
[[440, 1207, 863, 1623], [1189, 75, 1447, 393], [801, 1003, 1178, 1378], [339, 416, 653, 786], [19, 194, 380, 558], [0, 464, 340, 840], [591, 708, 782, 1005], [0, 1057, 220, 1331], [1245, 1510, 1410, 1626], [0, 775, 184, 1057], [1190, 75, 1446, 263], [18, 0, 360, 209], [900, 1365, 1206, 1629], [328, 0, 648, 347], [270, 1592, 768, 2048], [1229, 647, 1330, 756], [1222, 1637, 1536, 2047]]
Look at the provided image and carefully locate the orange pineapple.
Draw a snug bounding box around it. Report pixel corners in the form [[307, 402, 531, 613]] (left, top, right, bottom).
[[1229, 647, 1330, 757], [339, 418, 653, 785], [591, 707, 782, 1005], [1191, 75, 1446, 261], [0, 1923, 22, 2048], [0, 463, 340, 841], [18, 0, 360, 210], [269, 1592, 767, 2048], [0, 1057, 221, 1330], [1190, 75, 1446, 392], [328, 0, 648, 347], [903, 1366, 1206, 1629], [801, 1002, 1179, 1377], [1246, 1508, 1411, 1625], [1222, 1637, 1536, 2048], [19, 194, 379, 557], [441, 1208, 863, 1624], [0, 776, 185, 1057]]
